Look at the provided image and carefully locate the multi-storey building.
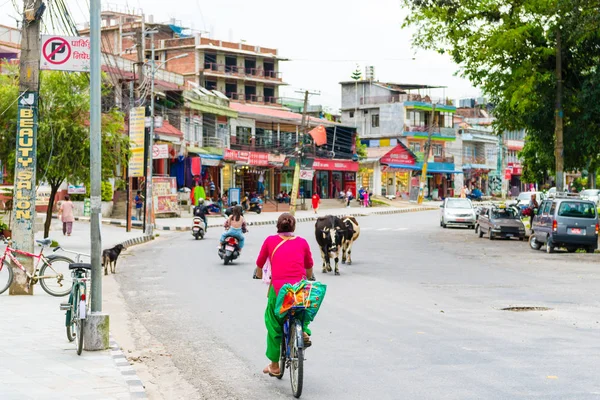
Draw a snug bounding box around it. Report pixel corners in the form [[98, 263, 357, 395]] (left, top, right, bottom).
[[82, 8, 358, 202], [340, 80, 459, 199]]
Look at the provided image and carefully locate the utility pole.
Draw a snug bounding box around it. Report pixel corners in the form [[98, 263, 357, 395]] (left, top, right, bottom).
[[10, 0, 44, 295], [85, 0, 110, 350], [554, 29, 564, 192], [144, 31, 158, 236], [126, 81, 134, 232], [289, 91, 309, 216], [417, 104, 436, 205]]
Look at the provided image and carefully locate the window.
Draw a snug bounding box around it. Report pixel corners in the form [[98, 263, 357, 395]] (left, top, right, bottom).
[[410, 142, 421, 152], [255, 129, 273, 148], [349, 111, 354, 118], [193, 123, 201, 142], [486, 147, 495, 162], [204, 80, 217, 91], [432, 144, 443, 156], [407, 110, 424, 127], [441, 112, 453, 128], [542, 201, 552, 215], [371, 114, 379, 128], [235, 126, 251, 145], [364, 109, 369, 114], [204, 53, 217, 70], [558, 202, 596, 218]]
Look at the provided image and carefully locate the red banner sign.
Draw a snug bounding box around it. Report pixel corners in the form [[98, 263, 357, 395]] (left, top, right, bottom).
[[313, 158, 359, 172], [224, 149, 269, 166], [504, 168, 512, 180], [380, 145, 416, 165]]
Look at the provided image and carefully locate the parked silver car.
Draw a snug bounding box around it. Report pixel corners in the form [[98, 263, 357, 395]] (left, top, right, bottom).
[[440, 198, 476, 229], [580, 189, 600, 205]]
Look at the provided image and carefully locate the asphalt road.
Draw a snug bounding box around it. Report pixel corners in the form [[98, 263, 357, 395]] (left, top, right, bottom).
[[115, 211, 600, 400]]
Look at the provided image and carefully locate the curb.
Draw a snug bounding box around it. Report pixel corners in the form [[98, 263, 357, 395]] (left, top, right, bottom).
[[119, 235, 153, 248], [109, 335, 147, 398], [55, 206, 439, 232]]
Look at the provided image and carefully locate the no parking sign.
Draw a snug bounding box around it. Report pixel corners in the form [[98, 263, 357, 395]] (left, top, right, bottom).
[[41, 35, 91, 72]]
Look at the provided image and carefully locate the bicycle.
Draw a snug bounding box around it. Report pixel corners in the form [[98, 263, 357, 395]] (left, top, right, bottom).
[[276, 305, 308, 398], [51, 246, 90, 263], [60, 263, 91, 355], [0, 238, 74, 296]]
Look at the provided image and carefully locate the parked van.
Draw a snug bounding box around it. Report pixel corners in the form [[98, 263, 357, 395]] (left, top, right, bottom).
[[529, 198, 599, 253]]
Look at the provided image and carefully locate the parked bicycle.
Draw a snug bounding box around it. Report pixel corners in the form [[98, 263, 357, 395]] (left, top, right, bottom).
[[60, 263, 91, 355], [51, 246, 90, 263], [0, 238, 74, 296], [277, 305, 308, 398]]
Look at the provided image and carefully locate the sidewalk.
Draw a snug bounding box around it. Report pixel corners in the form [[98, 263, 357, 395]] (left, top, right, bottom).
[[0, 223, 154, 399], [64, 201, 440, 232]]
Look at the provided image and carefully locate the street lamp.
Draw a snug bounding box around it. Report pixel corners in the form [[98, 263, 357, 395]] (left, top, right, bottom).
[[144, 30, 189, 236]]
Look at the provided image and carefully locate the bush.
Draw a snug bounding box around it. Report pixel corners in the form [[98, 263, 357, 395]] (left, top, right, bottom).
[[101, 181, 113, 202]]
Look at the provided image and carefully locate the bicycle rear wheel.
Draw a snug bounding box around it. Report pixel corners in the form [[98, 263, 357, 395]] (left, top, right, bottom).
[[0, 260, 14, 295], [39, 256, 74, 297], [290, 320, 304, 398], [75, 318, 84, 355]]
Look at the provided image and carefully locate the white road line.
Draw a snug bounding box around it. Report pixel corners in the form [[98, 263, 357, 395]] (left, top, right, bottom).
[[377, 228, 393, 231]]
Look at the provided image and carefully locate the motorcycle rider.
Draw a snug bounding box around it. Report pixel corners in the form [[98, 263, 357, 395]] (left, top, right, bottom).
[[193, 198, 209, 231], [220, 205, 246, 252]]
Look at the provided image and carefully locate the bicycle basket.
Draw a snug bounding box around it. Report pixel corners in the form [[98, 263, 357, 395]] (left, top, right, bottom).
[[275, 280, 327, 322]]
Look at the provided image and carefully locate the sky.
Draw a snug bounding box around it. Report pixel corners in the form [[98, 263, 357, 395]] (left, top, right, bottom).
[[0, 0, 481, 111]]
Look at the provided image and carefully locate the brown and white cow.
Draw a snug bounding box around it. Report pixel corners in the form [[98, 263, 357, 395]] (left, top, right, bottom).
[[340, 216, 360, 265]]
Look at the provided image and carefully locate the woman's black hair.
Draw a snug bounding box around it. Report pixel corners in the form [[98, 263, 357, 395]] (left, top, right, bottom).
[[232, 205, 242, 221], [277, 213, 296, 233]]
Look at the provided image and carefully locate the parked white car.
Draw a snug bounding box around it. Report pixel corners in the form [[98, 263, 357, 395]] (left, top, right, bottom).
[[440, 198, 476, 229]]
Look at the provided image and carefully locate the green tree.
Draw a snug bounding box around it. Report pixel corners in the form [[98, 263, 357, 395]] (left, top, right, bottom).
[[351, 65, 362, 81], [401, 0, 600, 185], [0, 71, 129, 236]]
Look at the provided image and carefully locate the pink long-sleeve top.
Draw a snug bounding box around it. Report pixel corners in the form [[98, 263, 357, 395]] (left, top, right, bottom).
[[256, 235, 314, 295]]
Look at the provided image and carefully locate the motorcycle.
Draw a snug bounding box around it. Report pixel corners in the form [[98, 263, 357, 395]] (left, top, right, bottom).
[[248, 198, 262, 214], [191, 216, 205, 240], [218, 236, 240, 265]]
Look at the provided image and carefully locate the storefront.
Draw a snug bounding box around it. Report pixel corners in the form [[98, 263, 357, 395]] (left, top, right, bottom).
[[312, 158, 358, 199], [187, 147, 224, 200], [224, 149, 282, 197]]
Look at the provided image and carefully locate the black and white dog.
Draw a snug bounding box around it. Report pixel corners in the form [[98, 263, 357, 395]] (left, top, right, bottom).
[[102, 244, 126, 275]]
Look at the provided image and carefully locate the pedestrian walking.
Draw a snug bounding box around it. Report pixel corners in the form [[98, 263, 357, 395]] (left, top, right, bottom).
[[311, 192, 321, 214], [209, 179, 216, 199], [460, 185, 467, 198], [346, 189, 353, 208], [134, 190, 143, 221], [59, 195, 75, 236], [363, 189, 370, 208]]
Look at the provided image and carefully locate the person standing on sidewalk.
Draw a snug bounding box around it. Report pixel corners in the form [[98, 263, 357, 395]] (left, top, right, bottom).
[[59, 195, 75, 236], [346, 188, 353, 208], [363, 188, 370, 208], [311, 192, 321, 214], [134, 191, 144, 221]]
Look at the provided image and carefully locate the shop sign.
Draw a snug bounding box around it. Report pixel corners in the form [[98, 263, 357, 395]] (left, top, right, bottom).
[[14, 92, 38, 222], [129, 107, 145, 177], [224, 149, 269, 166], [83, 198, 91, 217], [380, 145, 416, 165], [313, 158, 359, 172], [300, 170, 314, 181], [504, 168, 512, 180], [68, 183, 86, 194], [35, 186, 51, 206], [152, 177, 178, 214], [152, 144, 169, 159], [268, 153, 286, 166]]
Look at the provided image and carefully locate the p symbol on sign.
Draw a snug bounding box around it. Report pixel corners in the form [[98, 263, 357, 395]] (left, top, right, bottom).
[[50, 42, 66, 60]]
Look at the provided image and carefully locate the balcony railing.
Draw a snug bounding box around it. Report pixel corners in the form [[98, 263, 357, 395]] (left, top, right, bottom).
[[404, 125, 456, 136], [226, 93, 280, 105], [202, 62, 283, 81], [361, 94, 454, 106], [203, 136, 227, 148]]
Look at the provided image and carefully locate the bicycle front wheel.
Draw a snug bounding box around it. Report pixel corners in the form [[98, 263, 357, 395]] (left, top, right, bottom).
[[0, 260, 15, 295], [39, 256, 74, 297], [290, 320, 304, 398]]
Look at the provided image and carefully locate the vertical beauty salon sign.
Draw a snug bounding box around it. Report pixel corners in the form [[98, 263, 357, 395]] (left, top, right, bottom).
[[13, 92, 38, 226]]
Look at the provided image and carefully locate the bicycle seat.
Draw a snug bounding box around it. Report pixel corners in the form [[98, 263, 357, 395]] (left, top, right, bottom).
[[69, 263, 92, 270], [36, 238, 53, 246]]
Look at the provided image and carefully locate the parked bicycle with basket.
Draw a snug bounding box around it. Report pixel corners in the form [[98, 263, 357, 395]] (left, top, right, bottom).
[[60, 262, 91, 355], [0, 238, 74, 296]]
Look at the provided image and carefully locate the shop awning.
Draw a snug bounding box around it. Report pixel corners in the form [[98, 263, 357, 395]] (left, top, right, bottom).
[[184, 100, 238, 118], [187, 147, 224, 159], [463, 164, 494, 170], [313, 158, 359, 172], [387, 162, 463, 174]]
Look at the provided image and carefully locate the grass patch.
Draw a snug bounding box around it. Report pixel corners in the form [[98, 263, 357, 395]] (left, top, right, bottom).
[[371, 199, 390, 207]]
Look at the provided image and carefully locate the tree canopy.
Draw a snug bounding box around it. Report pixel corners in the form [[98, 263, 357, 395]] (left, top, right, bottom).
[[401, 0, 600, 185], [0, 68, 129, 235]]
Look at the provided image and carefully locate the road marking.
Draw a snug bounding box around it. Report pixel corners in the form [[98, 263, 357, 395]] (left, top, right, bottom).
[[377, 228, 392, 231], [362, 227, 407, 231], [547, 376, 558, 379]]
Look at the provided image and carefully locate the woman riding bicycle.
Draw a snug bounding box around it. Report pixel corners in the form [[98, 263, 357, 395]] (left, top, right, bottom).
[[255, 213, 315, 377]]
